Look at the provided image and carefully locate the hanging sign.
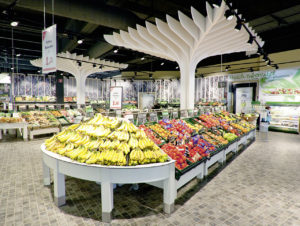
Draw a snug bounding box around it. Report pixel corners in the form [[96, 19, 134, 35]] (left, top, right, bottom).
[[172, 111, 179, 119], [42, 24, 57, 74], [110, 86, 122, 110]]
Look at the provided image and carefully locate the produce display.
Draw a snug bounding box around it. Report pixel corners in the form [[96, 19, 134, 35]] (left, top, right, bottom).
[[15, 96, 56, 102], [45, 114, 169, 166], [138, 125, 165, 146], [50, 110, 63, 117], [21, 111, 60, 128], [148, 123, 173, 140], [0, 116, 23, 123], [158, 119, 194, 140]]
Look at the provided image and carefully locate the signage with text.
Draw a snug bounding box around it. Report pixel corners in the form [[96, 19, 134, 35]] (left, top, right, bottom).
[[110, 87, 123, 110], [42, 24, 57, 73]]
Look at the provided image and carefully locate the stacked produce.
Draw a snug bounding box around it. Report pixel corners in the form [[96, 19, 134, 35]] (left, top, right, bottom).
[[0, 117, 23, 123], [205, 131, 228, 145], [21, 111, 60, 128], [158, 119, 194, 142], [161, 143, 189, 170], [139, 125, 165, 145], [148, 123, 173, 140], [50, 110, 62, 117], [45, 114, 169, 166], [184, 121, 203, 131]]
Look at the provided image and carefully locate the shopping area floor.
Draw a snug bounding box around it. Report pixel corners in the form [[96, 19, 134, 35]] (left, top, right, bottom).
[[0, 131, 299, 226]]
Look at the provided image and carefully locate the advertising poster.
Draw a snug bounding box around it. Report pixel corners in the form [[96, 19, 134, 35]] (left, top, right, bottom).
[[42, 24, 57, 74], [110, 86, 122, 109]]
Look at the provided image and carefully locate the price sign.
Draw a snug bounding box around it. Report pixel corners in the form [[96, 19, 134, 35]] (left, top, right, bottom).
[[8, 103, 13, 111], [172, 111, 179, 119], [110, 87, 122, 110], [74, 116, 83, 124], [19, 105, 26, 111], [124, 114, 134, 123], [28, 105, 35, 110], [137, 113, 147, 125], [116, 110, 122, 118], [162, 111, 169, 120], [56, 105, 62, 110], [64, 104, 70, 109], [48, 105, 55, 110], [42, 24, 57, 74], [188, 109, 194, 117], [180, 110, 188, 118], [149, 112, 158, 122]]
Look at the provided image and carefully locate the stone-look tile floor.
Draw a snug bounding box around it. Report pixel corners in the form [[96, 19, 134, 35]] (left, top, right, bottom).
[[0, 131, 300, 226]]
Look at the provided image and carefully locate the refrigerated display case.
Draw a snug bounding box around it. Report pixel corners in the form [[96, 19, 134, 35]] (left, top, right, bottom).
[[269, 105, 300, 133]]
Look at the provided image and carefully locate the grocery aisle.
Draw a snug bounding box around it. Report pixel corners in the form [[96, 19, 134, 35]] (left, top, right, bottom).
[[0, 132, 299, 226]]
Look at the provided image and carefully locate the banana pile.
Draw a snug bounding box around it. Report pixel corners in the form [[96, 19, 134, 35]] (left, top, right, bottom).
[[45, 114, 168, 166]]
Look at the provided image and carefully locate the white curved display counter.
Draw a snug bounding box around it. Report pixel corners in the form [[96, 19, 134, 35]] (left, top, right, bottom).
[[41, 144, 176, 223]]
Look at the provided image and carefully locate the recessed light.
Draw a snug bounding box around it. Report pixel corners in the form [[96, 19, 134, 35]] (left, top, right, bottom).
[[11, 67, 14, 70], [161, 62, 164, 66], [113, 49, 118, 53], [141, 57, 145, 60], [10, 21, 18, 27], [16, 53, 21, 57], [176, 66, 179, 69], [77, 39, 83, 44]]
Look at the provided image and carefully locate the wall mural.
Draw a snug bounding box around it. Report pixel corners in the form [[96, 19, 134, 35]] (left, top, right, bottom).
[[12, 74, 227, 103]]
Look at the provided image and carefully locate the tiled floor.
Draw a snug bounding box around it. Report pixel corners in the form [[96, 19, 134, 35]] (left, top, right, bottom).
[[0, 131, 300, 226]]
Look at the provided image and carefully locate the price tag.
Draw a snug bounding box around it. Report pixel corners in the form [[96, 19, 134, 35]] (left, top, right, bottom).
[[172, 111, 178, 119], [28, 105, 35, 110], [64, 104, 70, 109], [180, 110, 188, 118], [124, 114, 134, 123], [149, 112, 158, 122], [74, 116, 83, 124], [137, 113, 147, 125], [48, 105, 55, 110], [162, 111, 169, 120], [188, 109, 194, 117], [19, 105, 26, 111], [8, 103, 13, 111], [56, 105, 62, 110], [116, 110, 122, 118]]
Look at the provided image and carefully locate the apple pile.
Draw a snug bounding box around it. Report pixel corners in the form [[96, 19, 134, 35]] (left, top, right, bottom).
[[161, 143, 189, 170]]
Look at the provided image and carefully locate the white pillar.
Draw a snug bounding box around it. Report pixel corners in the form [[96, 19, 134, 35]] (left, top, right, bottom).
[[179, 63, 196, 110], [75, 74, 88, 105]]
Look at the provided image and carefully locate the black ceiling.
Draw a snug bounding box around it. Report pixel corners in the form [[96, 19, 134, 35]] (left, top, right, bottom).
[[0, 0, 300, 74]]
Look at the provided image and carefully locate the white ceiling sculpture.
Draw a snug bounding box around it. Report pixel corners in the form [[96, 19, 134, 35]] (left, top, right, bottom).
[[30, 52, 128, 105], [104, 1, 264, 109], [30, 51, 128, 77]]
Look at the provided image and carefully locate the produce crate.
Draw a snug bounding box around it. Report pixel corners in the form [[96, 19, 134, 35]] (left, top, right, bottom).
[[175, 157, 206, 180]]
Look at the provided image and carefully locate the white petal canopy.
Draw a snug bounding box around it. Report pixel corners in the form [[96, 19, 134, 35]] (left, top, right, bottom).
[[104, 1, 264, 109], [30, 52, 128, 105]]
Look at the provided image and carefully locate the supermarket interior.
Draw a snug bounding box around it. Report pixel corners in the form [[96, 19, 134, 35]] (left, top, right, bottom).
[[0, 0, 300, 225]]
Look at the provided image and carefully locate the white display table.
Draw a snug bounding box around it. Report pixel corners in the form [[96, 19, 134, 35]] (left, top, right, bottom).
[[41, 144, 176, 223], [29, 127, 60, 140], [0, 122, 28, 141]]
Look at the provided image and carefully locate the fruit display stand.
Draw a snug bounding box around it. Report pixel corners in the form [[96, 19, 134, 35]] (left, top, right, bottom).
[[41, 144, 176, 223], [29, 127, 60, 140], [0, 122, 28, 141]]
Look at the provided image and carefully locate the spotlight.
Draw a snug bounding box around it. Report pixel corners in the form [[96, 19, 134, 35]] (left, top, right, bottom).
[[211, 0, 222, 8], [113, 49, 118, 53], [176, 66, 179, 69], [149, 73, 153, 78], [247, 36, 255, 45], [60, 72, 63, 76], [267, 61, 271, 66], [134, 72, 137, 77], [250, 67, 254, 72], [99, 65, 103, 70], [38, 70, 41, 73], [234, 20, 243, 31], [274, 64, 279, 70], [257, 47, 263, 55], [141, 57, 145, 60], [16, 53, 21, 57], [77, 61, 82, 66], [225, 65, 230, 71], [101, 78, 103, 81], [161, 62, 164, 66], [225, 9, 234, 20], [77, 39, 83, 44], [10, 21, 19, 27], [263, 54, 269, 62], [93, 63, 97, 68]]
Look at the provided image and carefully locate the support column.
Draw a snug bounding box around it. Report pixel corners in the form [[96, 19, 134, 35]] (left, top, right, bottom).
[[163, 163, 176, 214], [179, 63, 196, 110], [75, 74, 88, 106], [53, 169, 66, 206], [43, 162, 51, 186], [101, 182, 114, 223]]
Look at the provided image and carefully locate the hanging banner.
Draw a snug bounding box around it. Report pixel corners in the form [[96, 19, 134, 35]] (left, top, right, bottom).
[[42, 24, 57, 74], [110, 86, 122, 110]]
